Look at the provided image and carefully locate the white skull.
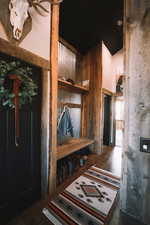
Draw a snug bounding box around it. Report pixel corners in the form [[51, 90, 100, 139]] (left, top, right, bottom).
[[9, 0, 30, 40]]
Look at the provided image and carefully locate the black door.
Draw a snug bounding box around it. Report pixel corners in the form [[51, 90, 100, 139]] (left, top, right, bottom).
[[103, 94, 111, 145], [0, 54, 42, 223]]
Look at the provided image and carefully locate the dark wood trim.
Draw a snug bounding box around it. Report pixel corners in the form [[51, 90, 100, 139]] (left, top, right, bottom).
[[49, 1, 60, 195], [58, 102, 81, 108], [0, 38, 50, 69]]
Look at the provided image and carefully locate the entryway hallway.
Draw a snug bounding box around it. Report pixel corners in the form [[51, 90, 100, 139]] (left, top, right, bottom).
[[7, 146, 141, 225]]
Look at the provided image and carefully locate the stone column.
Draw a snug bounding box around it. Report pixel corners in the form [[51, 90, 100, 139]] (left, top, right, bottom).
[[121, 1, 150, 224]]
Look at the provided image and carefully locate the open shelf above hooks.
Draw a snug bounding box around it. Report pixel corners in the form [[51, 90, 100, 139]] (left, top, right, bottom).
[[58, 79, 89, 94]]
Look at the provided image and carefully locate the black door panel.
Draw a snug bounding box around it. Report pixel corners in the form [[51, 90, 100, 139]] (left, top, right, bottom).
[[103, 94, 111, 145], [0, 53, 42, 224]]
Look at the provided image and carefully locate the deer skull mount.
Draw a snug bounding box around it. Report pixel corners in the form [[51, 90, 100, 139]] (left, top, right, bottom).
[[9, 0, 30, 40], [8, 0, 63, 41]]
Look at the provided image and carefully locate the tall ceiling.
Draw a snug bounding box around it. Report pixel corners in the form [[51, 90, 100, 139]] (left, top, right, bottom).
[[59, 0, 123, 55]]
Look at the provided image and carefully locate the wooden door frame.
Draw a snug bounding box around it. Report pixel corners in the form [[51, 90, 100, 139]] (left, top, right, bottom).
[[0, 39, 50, 197], [0, 0, 62, 197], [101, 88, 115, 147]]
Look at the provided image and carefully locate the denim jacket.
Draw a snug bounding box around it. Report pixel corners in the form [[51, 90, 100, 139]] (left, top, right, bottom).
[[57, 107, 74, 137]]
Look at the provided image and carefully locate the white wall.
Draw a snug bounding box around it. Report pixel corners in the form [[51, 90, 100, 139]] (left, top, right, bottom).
[[102, 42, 124, 93], [102, 42, 114, 92], [0, 4, 50, 60], [112, 49, 124, 84]]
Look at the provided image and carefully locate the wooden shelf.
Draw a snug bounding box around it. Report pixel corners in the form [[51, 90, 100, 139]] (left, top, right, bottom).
[[58, 79, 89, 94], [57, 138, 94, 160]]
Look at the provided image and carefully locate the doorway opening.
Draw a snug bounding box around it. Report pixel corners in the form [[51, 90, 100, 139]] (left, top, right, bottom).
[[103, 94, 112, 146], [115, 96, 124, 147]]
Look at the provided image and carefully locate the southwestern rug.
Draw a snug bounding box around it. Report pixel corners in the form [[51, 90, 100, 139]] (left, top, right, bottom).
[[43, 166, 120, 225]]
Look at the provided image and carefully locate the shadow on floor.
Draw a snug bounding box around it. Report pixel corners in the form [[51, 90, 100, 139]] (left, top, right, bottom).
[[7, 147, 143, 225]]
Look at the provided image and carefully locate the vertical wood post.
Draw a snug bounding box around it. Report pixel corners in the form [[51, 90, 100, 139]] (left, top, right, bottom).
[[49, 0, 60, 195], [41, 69, 50, 197], [78, 45, 103, 153], [89, 44, 103, 154], [81, 94, 89, 137]]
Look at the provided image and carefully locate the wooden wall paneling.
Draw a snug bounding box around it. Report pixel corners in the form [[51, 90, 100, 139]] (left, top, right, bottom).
[[76, 54, 83, 86], [77, 53, 91, 138], [59, 37, 79, 55], [76, 54, 90, 89], [49, 1, 60, 195], [58, 39, 90, 140], [94, 48, 103, 154], [58, 88, 82, 139], [58, 88, 81, 105], [88, 51, 95, 139], [41, 69, 50, 197], [74, 44, 103, 153], [0, 38, 50, 69], [58, 41, 76, 80], [59, 37, 82, 87]]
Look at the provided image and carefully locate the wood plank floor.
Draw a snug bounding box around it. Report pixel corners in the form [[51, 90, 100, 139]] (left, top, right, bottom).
[[7, 146, 142, 225]]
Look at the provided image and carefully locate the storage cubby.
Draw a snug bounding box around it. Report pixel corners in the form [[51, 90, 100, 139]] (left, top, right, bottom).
[[57, 146, 91, 185], [57, 39, 94, 160]]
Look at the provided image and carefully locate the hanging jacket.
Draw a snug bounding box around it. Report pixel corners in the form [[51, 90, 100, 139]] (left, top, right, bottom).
[[57, 107, 74, 137]]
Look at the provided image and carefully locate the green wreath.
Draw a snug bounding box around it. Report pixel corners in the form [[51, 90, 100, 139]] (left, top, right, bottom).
[[0, 59, 38, 108]]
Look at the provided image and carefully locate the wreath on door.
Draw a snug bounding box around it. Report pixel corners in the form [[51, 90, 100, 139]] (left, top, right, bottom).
[[0, 58, 38, 108]]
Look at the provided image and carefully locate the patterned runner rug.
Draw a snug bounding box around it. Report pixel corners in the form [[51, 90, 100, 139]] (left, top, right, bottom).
[[43, 166, 120, 225]]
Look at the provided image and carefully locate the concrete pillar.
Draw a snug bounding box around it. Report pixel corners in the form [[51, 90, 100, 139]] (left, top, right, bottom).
[[121, 1, 150, 224]]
